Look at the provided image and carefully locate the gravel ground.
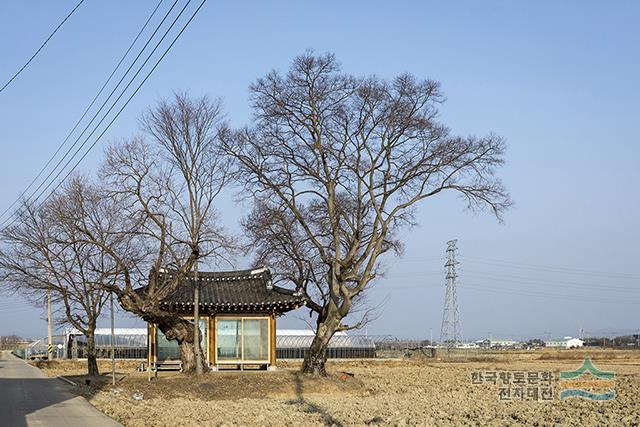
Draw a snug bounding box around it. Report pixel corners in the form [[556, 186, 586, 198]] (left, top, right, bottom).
[[35, 352, 640, 426]]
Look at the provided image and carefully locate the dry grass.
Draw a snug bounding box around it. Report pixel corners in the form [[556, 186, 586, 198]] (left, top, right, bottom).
[[536, 348, 640, 360], [31, 359, 142, 378], [35, 350, 640, 426]]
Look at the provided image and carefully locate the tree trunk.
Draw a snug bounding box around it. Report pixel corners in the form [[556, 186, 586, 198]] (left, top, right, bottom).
[[118, 290, 208, 375], [301, 318, 339, 377], [158, 317, 208, 374], [193, 258, 202, 375], [86, 331, 100, 377]]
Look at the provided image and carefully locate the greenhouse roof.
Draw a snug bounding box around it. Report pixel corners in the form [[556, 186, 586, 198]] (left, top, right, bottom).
[[277, 329, 348, 336], [276, 333, 375, 349], [66, 328, 147, 336]]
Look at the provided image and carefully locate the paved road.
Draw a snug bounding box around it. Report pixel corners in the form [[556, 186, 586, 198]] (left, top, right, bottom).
[[0, 350, 121, 427]]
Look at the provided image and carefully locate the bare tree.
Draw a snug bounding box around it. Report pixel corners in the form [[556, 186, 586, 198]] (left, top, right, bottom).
[[224, 52, 512, 376], [0, 178, 119, 376], [65, 93, 233, 374], [0, 335, 27, 348]]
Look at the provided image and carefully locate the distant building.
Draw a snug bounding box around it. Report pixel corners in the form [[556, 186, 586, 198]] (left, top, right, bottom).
[[476, 339, 491, 349], [456, 342, 479, 349], [475, 338, 518, 349], [492, 339, 517, 347], [545, 337, 584, 349]]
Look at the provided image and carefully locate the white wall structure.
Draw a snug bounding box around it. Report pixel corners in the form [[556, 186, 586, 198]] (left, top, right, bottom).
[[565, 338, 584, 348], [545, 337, 584, 348]]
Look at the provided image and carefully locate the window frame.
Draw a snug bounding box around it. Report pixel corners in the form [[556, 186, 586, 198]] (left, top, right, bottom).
[[214, 315, 271, 364], [153, 316, 210, 363]]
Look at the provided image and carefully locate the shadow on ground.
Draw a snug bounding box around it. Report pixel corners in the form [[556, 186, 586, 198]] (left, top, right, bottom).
[[287, 373, 345, 427]]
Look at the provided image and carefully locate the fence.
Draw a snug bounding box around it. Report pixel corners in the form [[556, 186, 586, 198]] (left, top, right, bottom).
[[14, 331, 148, 360], [276, 334, 376, 359], [369, 336, 436, 358], [72, 332, 148, 359], [13, 335, 67, 360], [15, 331, 443, 361]]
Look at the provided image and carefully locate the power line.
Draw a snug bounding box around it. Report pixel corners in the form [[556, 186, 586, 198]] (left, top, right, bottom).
[[459, 255, 640, 279], [379, 263, 639, 294], [0, 305, 43, 314], [374, 280, 640, 303], [375, 266, 640, 294], [390, 267, 640, 293], [0, 0, 181, 227], [0, 0, 166, 222], [461, 283, 640, 305], [1, 0, 206, 229], [23, 0, 209, 213], [461, 269, 640, 293], [17, 0, 185, 215], [387, 270, 444, 276], [23, 0, 197, 209], [362, 253, 639, 280], [373, 269, 640, 304], [0, 0, 87, 94]]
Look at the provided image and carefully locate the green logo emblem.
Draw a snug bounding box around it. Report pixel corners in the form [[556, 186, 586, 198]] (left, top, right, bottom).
[[559, 358, 615, 401]]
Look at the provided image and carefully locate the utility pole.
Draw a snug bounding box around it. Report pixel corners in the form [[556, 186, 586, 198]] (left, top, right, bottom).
[[440, 239, 461, 349], [429, 328, 433, 346], [47, 270, 52, 360], [110, 292, 116, 385]]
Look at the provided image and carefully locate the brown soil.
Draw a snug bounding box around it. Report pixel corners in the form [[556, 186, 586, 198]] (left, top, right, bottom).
[[35, 351, 640, 426]]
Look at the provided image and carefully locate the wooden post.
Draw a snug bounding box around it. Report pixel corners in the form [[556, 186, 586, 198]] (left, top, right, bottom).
[[147, 323, 151, 381], [209, 316, 216, 367], [147, 323, 156, 381], [269, 315, 276, 366]]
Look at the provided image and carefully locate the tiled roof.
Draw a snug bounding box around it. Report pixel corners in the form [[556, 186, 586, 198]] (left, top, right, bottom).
[[154, 267, 306, 314]]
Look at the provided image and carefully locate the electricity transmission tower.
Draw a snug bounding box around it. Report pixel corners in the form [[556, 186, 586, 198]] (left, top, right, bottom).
[[440, 239, 461, 348]]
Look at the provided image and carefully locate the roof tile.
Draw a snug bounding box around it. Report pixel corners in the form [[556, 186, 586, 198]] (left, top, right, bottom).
[[155, 268, 306, 314]]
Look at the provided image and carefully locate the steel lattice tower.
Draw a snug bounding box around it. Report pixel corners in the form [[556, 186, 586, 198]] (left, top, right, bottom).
[[440, 239, 461, 348]]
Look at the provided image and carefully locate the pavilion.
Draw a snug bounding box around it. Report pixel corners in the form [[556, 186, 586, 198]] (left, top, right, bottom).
[[145, 266, 306, 370]]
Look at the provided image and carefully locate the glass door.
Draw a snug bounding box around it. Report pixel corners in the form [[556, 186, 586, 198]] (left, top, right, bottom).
[[157, 329, 180, 361], [216, 317, 269, 363], [216, 319, 242, 361], [243, 319, 269, 361]]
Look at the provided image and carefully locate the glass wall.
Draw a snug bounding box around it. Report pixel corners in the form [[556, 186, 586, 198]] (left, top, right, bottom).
[[243, 319, 269, 361], [157, 329, 180, 361], [156, 319, 207, 361], [216, 317, 269, 363], [216, 319, 241, 360]]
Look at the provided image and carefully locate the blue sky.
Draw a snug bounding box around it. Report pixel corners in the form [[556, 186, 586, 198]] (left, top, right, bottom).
[[0, 1, 638, 340]]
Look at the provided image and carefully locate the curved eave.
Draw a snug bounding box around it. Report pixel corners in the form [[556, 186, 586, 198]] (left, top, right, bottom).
[[159, 299, 307, 314]]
